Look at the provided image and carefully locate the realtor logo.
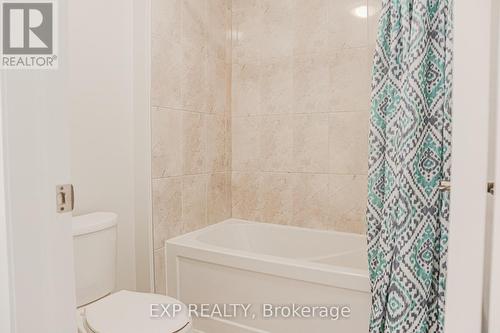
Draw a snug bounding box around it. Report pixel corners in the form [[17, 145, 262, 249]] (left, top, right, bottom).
[[1, 0, 58, 69]]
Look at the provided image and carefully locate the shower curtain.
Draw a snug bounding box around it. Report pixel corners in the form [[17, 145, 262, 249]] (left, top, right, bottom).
[[366, 0, 452, 332]]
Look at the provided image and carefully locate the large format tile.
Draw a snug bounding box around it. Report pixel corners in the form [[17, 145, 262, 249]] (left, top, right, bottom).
[[329, 0, 369, 49], [208, 172, 231, 224], [232, 116, 260, 171], [182, 174, 208, 232], [329, 112, 369, 174], [292, 55, 331, 114], [260, 115, 293, 172], [259, 173, 293, 225], [183, 112, 207, 174], [260, 59, 293, 115], [293, 0, 329, 56], [151, 0, 181, 108], [292, 114, 329, 173], [260, 0, 294, 60], [231, 172, 261, 220], [206, 114, 227, 173], [152, 108, 183, 178], [154, 248, 167, 295], [291, 173, 330, 229], [330, 174, 368, 234], [152, 178, 183, 250], [330, 47, 371, 112], [231, 62, 261, 116]]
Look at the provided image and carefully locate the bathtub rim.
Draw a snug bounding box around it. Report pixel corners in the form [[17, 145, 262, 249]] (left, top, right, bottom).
[[166, 219, 370, 293]]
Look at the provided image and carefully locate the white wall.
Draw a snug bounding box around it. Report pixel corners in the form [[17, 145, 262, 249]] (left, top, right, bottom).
[[68, 0, 140, 291]]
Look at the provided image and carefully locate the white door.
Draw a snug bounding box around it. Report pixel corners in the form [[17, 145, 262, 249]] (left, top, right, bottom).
[[0, 0, 77, 331], [445, 0, 496, 332]]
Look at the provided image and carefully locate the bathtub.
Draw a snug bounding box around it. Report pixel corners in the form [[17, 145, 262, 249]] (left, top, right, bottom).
[[166, 219, 370, 333]]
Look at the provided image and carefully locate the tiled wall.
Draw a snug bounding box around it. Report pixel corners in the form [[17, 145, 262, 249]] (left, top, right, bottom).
[[231, 0, 379, 233], [151, 0, 232, 294]]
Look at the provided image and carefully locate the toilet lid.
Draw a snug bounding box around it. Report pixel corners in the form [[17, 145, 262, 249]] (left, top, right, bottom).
[[84, 290, 190, 333]]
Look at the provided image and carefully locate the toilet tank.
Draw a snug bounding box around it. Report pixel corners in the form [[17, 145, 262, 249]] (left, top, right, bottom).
[[72, 212, 117, 307]]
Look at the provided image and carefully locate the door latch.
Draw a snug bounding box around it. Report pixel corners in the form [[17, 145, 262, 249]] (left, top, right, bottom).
[[56, 184, 74, 213]]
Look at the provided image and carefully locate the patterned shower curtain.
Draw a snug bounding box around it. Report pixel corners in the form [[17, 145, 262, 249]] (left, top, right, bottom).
[[366, 0, 452, 332]]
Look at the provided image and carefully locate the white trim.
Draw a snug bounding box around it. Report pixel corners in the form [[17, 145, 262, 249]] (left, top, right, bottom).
[[0, 74, 14, 333], [445, 1, 493, 332], [133, 0, 154, 292]]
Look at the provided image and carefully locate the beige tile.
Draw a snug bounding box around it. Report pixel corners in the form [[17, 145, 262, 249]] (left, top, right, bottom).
[[293, 0, 329, 55], [232, 4, 262, 63], [207, 57, 227, 114], [330, 48, 371, 111], [152, 178, 183, 250], [293, 55, 331, 114], [330, 174, 368, 234], [154, 248, 166, 295], [152, 108, 183, 178], [182, 175, 208, 232], [368, 0, 383, 44], [329, 112, 369, 174], [259, 173, 292, 225], [183, 112, 206, 174], [231, 172, 261, 220], [292, 114, 329, 173], [260, 115, 293, 172], [231, 62, 261, 116], [260, 0, 294, 60], [260, 58, 293, 115], [328, 0, 369, 49], [180, 0, 208, 112], [291, 174, 330, 229], [206, 114, 227, 173], [224, 116, 232, 171], [151, 0, 182, 108], [232, 116, 260, 171], [208, 173, 231, 224]]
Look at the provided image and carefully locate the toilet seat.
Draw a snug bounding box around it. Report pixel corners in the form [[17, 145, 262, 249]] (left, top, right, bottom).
[[81, 290, 191, 333]]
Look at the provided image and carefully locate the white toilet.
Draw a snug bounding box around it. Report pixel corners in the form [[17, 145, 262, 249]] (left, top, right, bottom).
[[73, 212, 193, 333]]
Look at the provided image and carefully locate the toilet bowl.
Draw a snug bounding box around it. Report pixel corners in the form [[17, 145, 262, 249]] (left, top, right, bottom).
[[73, 213, 192, 333], [76, 291, 192, 333]]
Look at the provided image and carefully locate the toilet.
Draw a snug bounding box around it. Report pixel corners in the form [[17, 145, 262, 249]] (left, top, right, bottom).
[[73, 212, 193, 333]]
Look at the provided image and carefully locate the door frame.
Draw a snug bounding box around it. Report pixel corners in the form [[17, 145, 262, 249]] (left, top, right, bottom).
[[445, 0, 494, 332]]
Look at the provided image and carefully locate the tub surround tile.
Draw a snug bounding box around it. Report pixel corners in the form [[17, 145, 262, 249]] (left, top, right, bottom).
[[368, 0, 383, 45], [206, 114, 227, 173], [329, 112, 369, 175], [291, 174, 330, 229], [232, 116, 261, 171], [329, 47, 371, 111], [183, 112, 207, 175], [152, 0, 232, 287], [293, 0, 330, 56], [231, 62, 261, 116], [154, 248, 167, 295], [260, 115, 293, 172], [260, 59, 293, 115], [292, 114, 329, 173], [292, 55, 331, 114], [259, 0, 294, 60], [259, 173, 293, 225], [152, 108, 183, 178], [208, 172, 231, 224], [152, 178, 183, 250], [328, 0, 369, 49], [232, 172, 261, 221], [182, 174, 208, 232], [151, 0, 182, 109], [330, 174, 368, 234]]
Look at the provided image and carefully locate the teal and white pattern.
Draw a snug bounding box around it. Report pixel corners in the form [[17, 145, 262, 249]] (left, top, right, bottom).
[[366, 0, 453, 332]]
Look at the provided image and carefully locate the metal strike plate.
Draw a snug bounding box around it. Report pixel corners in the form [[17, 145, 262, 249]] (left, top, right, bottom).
[[56, 184, 74, 213]]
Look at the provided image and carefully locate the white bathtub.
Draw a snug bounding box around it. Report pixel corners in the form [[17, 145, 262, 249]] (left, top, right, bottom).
[[166, 219, 370, 333]]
